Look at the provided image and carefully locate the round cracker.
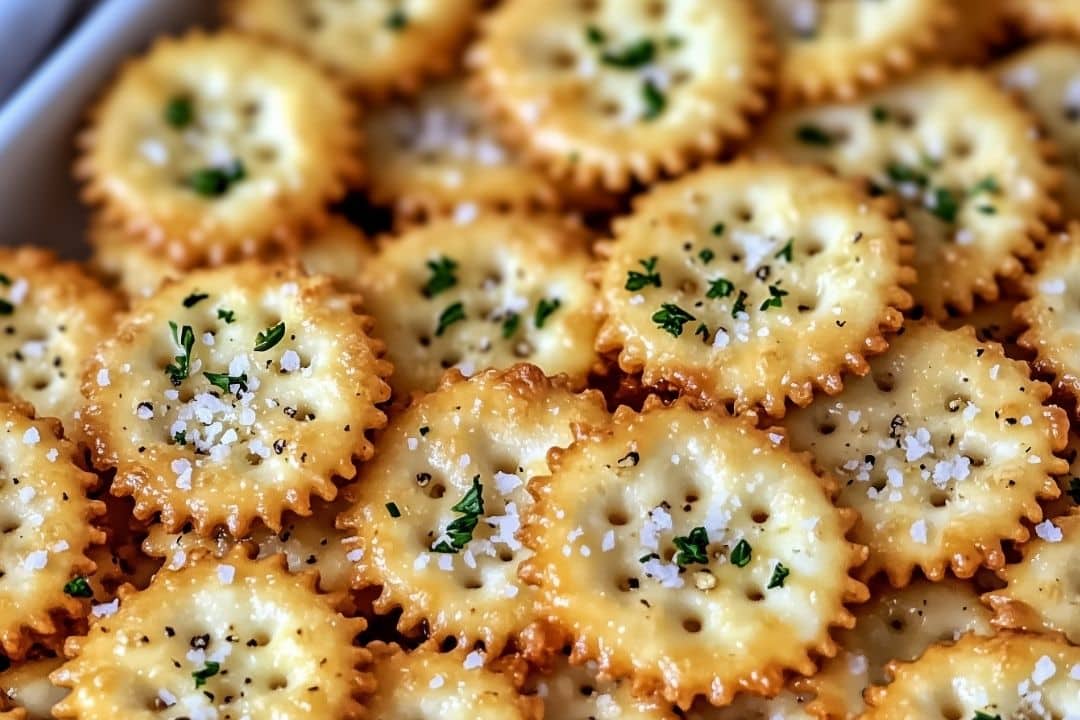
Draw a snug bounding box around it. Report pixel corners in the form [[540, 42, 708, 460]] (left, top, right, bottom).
[[785, 322, 1069, 585], [595, 161, 913, 417]]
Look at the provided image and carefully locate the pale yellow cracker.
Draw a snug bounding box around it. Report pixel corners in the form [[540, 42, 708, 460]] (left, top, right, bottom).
[[862, 632, 1080, 719], [1046, 432, 1080, 519], [363, 642, 541, 719], [51, 552, 371, 720], [0, 402, 105, 659], [753, 68, 1060, 319], [339, 364, 608, 658], [80, 262, 391, 536], [785, 322, 1069, 585], [468, 0, 774, 191], [519, 400, 868, 708], [1017, 226, 1080, 413], [77, 31, 361, 268], [684, 690, 814, 719], [225, 0, 479, 98], [941, 294, 1030, 362], [984, 513, 1080, 644], [363, 79, 557, 220], [0, 657, 65, 720], [0, 248, 121, 431], [523, 653, 676, 720], [1008, 0, 1080, 38], [997, 41, 1080, 221], [595, 161, 913, 416], [802, 579, 995, 719], [760, 0, 953, 104], [357, 214, 600, 397]]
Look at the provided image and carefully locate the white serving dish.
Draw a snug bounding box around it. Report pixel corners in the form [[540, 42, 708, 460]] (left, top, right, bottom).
[[0, 0, 217, 253]]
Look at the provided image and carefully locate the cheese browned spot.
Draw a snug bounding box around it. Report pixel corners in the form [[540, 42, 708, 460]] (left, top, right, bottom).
[[522, 651, 675, 720]]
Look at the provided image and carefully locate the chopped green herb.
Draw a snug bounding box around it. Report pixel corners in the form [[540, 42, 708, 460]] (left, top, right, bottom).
[[651, 303, 695, 337], [929, 187, 959, 223], [63, 576, 93, 598], [921, 153, 942, 170], [165, 322, 196, 385], [501, 312, 520, 339], [886, 162, 927, 186], [173, 430, 187, 446], [187, 160, 246, 197], [625, 256, 661, 291], [673, 526, 709, 566], [204, 371, 248, 394], [535, 298, 561, 328], [254, 321, 285, 351], [431, 476, 484, 553], [871, 105, 890, 124], [641, 79, 666, 121], [193, 661, 220, 688], [698, 248, 715, 264], [694, 323, 709, 342], [795, 124, 833, 147], [774, 238, 794, 262], [973, 712, 1002, 720], [759, 284, 789, 311], [1068, 477, 1080, 504], [568, 151, 581, 164], [767, 562, 790, 589], [385, 8, 408, 29], [730, 539, 752, 567], [977, 205, 997, 215], [639, 552, 660, 563], [164, 95, 194, 129], [665, 35, 683, 49], [731, 290, 749, 317], [711, 222, 725, 236], [182, 292, 209, 308], [601, 37, 656, 68], [422, 256, 458, 298], [706, 277, 735, 299], [435, 302, 466, 336], [385, 502, 401, 518], [970, 176, 1000, 195], [0, 273, 11, 285], [216, 308, 236, 323], [419, 426, 430, 436], [585, 25, 606, 44], [0, 299, 13, 316]]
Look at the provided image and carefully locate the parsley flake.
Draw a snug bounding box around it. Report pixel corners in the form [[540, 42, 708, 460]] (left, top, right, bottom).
[[625, 256, 661, 291], [795, 124, 833, 146], [501, 312, 520, 339], [385, 502, 401, 518], [731, 290, 748, 317], [193, 661, 220, 688], [0, 299, 13, 316], [187, 160, 246, 197], [711, 222, 726, 236], [673, 527, 709, 566], [767, 562, 790, 588], [774, 238, 794, 262], [431, 476, 484, 553], [886, 162, 927, 186], [217, 308, 236, 323], [422, 256, 458, 297], [585, 25, 606, 44], [694, 323, 709, 342], [759, 284, 789, 311], [535, 298, 561, 328], [651, 303, 695, 337], [204, 371, 248, 394], [1068, 477, 1080, 504], [871, 105, 890, 124], [970, 176, 1000, 195], [601, 37, 656, 68], [63, 576, 93, 598], [164, 95, 194, 129], [730, 539, 751, 567], [254, 321, 285, 351], [973, 713, 1002, 720], [182, 292, 209, 308], [930, 187, 959, 223], [173, 430, 187, 446], [435, 302, 466, 336], [385, 8, 408, 29], [165, 322, 196, 385], [706, 277, 735, 299], [641, 79, 666, 121], [639, 552, 660, 563], [698, 248, 715, 264], [0, 273, 10, 285]]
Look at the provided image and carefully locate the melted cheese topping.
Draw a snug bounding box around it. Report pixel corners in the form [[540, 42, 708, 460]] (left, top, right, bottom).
[[596, 161, 912, 416], [51, 553, 370, 720], [80, 263, 391, 536], [520, 401, 867, 708], [468, 0, 772, 190], [0, 657, 65, 720], [357, 214, 600, 397], [523, 654, 675, 720], [754, 68, 1059, 320], [340, 364, 608, 657], [786, 322, 1068, 585]]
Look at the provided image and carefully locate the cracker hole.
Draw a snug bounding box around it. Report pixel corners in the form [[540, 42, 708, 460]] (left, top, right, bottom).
[[578, 683, 596, 696], [751, 509, 769, 523], [418, 335, 431, 347], [681, 616, 702, 633], [817, 421, 836, 436], [268, 675, 288, 691], [1, 519, 21, 534], [894, 109, 917, 129], [30, 376, 50, 391], [616, 576, 639, 592], [796, 302, 817, 314], [941, 702, 963, 720], [429, 483, 446, 499], [736, 207, 753, 223], [550, 48, 577, 70], [645, 0, 666, 18], [929, 491, 949, 508], [607, 510, 629, 526], [745, 588, 765, 602], [804, 241, 824, 256], [872, 373, 895, 393], [498, 550, 514, 562], [512, 341, 534, 358], [440, 354, 461, 369], [678, 279, 699, 294], [250, 631, 270, 646], [302, 12, 323, 30], [463, 578, 484, 590], [600, 99, 622, 117], [950, 138, 973, 159]]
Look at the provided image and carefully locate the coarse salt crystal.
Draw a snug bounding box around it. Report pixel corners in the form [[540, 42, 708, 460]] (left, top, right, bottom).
[[22, 427, 39, 445], [280, 350, 301, 373], [17, 486, 35, 503], [406, 437, 418, 450], [1032, 655, 1057, 685], [493, 471, 521, 495], [23, 550, 48, 570], [171, 458, 193, 490], [429, 674, 445, 689], [346, 548, 363, 562], [46, 448, 58, 462], [217, 564, 235, 584], [463, 650, 484, 670], [1039, 278, 1067, 295], [1034, 519, 1063, 543], [601, 530, 615, 552], [909, 519, 928, 544], [97, 368, 110, 387], [92, 599, 119, 617]]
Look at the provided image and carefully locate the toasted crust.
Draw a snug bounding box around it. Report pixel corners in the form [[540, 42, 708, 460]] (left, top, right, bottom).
[[941, 294, 1031, 362], [80, 262, 392, 536], [356, 214, 601, 398], [0, 657, 65, 720], [339, 364, 608, 658], [785, 322, 1069, 586], [363, 641, 542, 719], [997, 41, 1080, 221], [1045, 432, 1080, 519], [761, 0, 954, 104], [595, 161, 914, 417], [862, 632, 1080, 719], [801, 579, 995, 719], [940, 0, 1010, 64], [519, 400, 869, 709], [50, 551, 371, 720], [76, 31, 362, 268], [752, 68, 1061, 320], [224, 0, 480, 98], [0, 402, 106, 659], [1017, 226, 1080, 414], [363, 79, 558, 221], [467, 0, 775, 191], [523, 652, 676, 720], [1007, 0, 1080, 38], [984, 513, 1080, 644], [0, 248, 121, 431]]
